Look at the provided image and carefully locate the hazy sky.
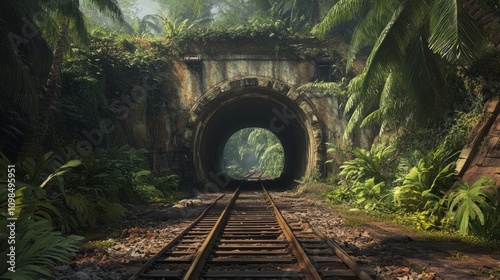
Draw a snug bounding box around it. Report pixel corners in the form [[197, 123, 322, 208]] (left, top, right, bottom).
[[135, 0, 162, 18]]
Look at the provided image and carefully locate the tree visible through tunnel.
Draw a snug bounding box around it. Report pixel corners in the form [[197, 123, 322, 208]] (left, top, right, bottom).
[[223, 127, 284, 179]]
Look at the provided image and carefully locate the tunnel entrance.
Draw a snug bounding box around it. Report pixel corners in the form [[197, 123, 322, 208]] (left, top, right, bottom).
[[186, 78, 322, 189], [223, 127, 284, 179]]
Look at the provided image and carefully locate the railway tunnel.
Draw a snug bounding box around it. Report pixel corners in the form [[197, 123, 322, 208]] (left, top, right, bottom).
[[185, 78, 323, 189]]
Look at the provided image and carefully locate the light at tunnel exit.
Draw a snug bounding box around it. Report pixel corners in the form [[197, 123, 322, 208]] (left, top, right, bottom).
[[223, 127, 284, 179]]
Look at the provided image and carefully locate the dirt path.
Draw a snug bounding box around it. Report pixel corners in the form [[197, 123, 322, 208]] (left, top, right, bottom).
[[362, 221, 500, 279]]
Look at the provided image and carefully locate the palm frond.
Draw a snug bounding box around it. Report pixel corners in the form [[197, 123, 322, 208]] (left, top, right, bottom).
[[360, 71, 397, 127], [83, 0, 125, 23], [344, 73, 365, 113], [190, 0, 203, 17], [429, 0, 488, 63], [362, 0, 430, 91], [0, 0, 54, 116], [346, 8, 386, 70], [0, 218, 82, 279], [141, 14, 163, 35], [312, 0, 366, 35], [402, 34, 448, 122], [344, 0, 432, 135], [53, 1, 88, 45]]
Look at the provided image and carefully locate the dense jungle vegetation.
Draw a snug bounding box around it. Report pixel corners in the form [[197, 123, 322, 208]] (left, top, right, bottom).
[[223, 128, 284, 178], [1, 0, 500, 278]]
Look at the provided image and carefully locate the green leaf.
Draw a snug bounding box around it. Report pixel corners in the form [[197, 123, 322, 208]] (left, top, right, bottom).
[[448, 177, 496, 234], [39, 160, 81, 189], [312, 0, 366, 36], [429, 0, 488, 63]]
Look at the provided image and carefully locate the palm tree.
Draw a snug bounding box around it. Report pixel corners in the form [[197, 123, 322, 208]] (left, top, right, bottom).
[[0, 0, 54, 115], [250, 0, 321, 29], [0, 0, 56, 160], [18, 0, 125, 159], [247, 128, 284, 177], [133, 14, 163, 37], [313, 0, 489, 136]]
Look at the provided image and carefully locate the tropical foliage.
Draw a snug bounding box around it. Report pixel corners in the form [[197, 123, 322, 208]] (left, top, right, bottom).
[[313, 0, 490, 136], [0, 144, 180, 278], [448, 176, 499, 237], [392, 146, 457, 213], [134, 168, 180, 201], [15, 0, 126, 159], [0, 156, 83, 279], [223, 128, 284, 178], [0, 3, 500, 279], [326, 136, 500, 238], [339, 144, 396, 185], [330, 144, 396, 211], [0, 217, 83, 279]]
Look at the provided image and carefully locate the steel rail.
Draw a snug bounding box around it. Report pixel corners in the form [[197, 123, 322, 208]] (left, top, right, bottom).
[[182, 187, 240, 280], [261, 184, 322, 280], [311, 227, 374, 280], [127, 194, 225, 280]]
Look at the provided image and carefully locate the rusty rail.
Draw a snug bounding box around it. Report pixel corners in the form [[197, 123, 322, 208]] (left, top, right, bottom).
[[129, 183, 375, 279]]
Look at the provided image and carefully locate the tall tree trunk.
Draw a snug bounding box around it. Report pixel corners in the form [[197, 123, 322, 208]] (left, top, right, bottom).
[[311, 0, 320, 24], [464, 0, 500, 49], [18, 21, 69, 160]]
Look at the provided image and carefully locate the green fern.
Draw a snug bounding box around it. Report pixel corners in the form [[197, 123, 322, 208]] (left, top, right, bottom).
[[0, 218, 83, 279], [326, 184, 354, 203], [65, 192, 98, 228], [95, 196, 127, 224], [393, 146, 457, 213], [352, 178, 387, 210], [339, 144, 396, 185], [0, 164, 82, 279]]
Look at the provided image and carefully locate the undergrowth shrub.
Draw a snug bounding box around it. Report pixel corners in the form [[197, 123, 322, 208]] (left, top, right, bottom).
[[49, 145, 148, 232], [332, 144, 396, 210], [134, 168, 179, 202], [392, 146, 457, 215], [0, 156, 83, 279], [448, 176, 500, 239], [0, 144, 177, 233], [339, 144, 396, 186]]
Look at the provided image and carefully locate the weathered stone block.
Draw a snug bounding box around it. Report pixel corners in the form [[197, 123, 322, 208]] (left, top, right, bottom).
[[481, 157, 500, 167], [243, 78, 258, 87], [485, 97, 500, 113], [287, 90, 299, 101], [458, 148, 472, 159], [455, 158, 467, 174]]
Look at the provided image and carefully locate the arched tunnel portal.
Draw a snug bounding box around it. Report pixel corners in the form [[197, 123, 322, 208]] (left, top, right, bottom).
[[185, 78, 323, 188]]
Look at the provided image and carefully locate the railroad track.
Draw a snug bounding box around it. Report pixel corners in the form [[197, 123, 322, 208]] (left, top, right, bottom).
[[129, 183, 375, 280]]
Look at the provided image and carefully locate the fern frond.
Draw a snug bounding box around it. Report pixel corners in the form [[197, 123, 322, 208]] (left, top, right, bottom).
[[0, 218, 82, 279]]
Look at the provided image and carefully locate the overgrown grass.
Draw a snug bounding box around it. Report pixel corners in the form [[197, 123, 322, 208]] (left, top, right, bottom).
[[294, 182, 335, 198], [325, 197, 500, 253], [469, 265, 500, 278], [85, 238, 115, 249], [297, 182, 500, 252]]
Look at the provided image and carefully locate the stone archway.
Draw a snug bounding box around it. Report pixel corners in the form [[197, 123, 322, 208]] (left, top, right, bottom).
[[184, 77, 324, 188]]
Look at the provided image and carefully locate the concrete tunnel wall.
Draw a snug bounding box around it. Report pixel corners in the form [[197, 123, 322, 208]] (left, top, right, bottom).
[[184, 77, 324, 188], [122, 53, 375, 188]]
